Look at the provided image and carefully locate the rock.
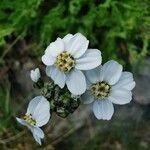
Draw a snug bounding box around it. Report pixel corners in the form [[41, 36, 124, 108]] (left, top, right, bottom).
[[134, 74, 150, 105], [133, 57, 150, 105]]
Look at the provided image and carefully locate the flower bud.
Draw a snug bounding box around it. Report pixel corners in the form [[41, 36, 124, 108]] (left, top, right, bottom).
[[39, 82, 81, 118], [30, 68, 41, 82], [50, 86, 81, 118]]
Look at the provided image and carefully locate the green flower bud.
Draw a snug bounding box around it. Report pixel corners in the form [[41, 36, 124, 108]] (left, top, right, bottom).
[[39, 81, 81, 118]]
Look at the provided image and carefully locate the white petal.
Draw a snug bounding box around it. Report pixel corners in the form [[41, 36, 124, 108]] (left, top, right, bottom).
[[27, 96, 44, 114], [113, 72, 136, 90], [81, 90, 95, 104], [108, 89, 132, 105], [45, 38, 64, 57], [85, 66, 102, 84], [63, 33, 73, 47], [93, 100, 114, 120], [86, 79, 92, 89], [42, 54, 55, 66], [75, 49, 102, 70], [66, 33, 89, 58], [66, 69, 86, 95], [33, 127, 44, 138], [16, 117, 28, 127], [27, 96, 50, 127], [35, 113, 50, 127], [31, 127, 44, 145], [33, 133, 42, 145], [100, 60, 123, 85], [46, 66, 66, 88], [16, 118, 33, 131], [34, 104, 50, 127]]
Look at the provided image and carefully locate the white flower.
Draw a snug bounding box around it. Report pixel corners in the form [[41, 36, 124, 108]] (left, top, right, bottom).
[[42, 33, 102, 95], [82, 60, 136, 120], [16, 96, 50, 145], [30, 68, 41, 82]]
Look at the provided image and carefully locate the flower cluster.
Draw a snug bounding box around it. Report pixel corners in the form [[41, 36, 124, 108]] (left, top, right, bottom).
[[16, 33, 135, 145]]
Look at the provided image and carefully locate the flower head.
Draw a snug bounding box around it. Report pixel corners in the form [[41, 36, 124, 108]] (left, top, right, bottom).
[[16, 96, 50, 145], [82, 60, 136, 120], [30, 68, 41, 82], [42, 33, 102, 95]]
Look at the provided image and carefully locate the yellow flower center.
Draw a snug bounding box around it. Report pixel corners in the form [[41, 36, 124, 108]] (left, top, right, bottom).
[[55, 51, 75, 73], [90, 81, 110, 100], [23, 114, 36, 126]]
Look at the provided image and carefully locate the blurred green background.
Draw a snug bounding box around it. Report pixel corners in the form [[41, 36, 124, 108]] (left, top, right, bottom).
[[0, 0, 150, 149]]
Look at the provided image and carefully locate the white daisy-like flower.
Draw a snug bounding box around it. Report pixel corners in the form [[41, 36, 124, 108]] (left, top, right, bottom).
[[16, 96, 50, 145], [30, 68, 41, 82], [42, 33, 102, 95], [82, 60, 136, 120]]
